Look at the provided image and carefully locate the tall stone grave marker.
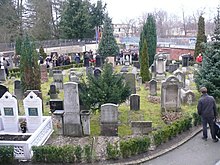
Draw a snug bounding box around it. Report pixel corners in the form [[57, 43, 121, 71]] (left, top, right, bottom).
[[101, 103, 118, 136], [124, 73, 136, 94], [149, 79, 157, 96], [23, 91, 43, 133], [40, 64, 48, 82], [49, 84, 58, 99], [174, 69, 185, 87], [161, 75, 183, 112], [0, 91, 19, 132], [14, 80, 23, 100], [130, 94, 140, 111], [154, 53, 167, 80], [53, 72, 63, 90], [63, 82, 82, 136]]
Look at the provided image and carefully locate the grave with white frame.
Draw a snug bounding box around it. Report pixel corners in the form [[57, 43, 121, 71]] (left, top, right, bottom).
[[161, 75, 183, 112], [0, 91, 19, 132], [23, 91, 43, 133]]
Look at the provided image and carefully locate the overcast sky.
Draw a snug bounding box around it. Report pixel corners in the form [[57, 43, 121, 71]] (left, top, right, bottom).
[[92, 0, 220, 23]]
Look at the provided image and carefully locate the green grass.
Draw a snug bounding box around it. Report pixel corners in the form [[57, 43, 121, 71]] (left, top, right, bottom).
[[3, 66, 203, 137]]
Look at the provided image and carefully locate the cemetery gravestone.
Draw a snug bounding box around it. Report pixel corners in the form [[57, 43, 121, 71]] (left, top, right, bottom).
[[63, 82, 82, 136], [86, 66, 94, 76], [154, 53, 167, 80], [174, 69, 185, 87], [182, 54, 190, 67], [124, 73, 136, 94], [94, 68, 102, 78], [181, 89, 196, 105], [101, 103, 118, 136], [161, 75, 183, 112], [40, 64, 48, 82], [53, 72, 63, 90], [149, 79, 157, 96], [49, 84, 58, 99], [49, 99, 64, 113], [14, 80, 23, 100], [130, 94, 140, 111], [23, 91, 43, 133], [133, 61, 140, 69], [0, 91, 19, 132], [80, 110, 91, 136], [131, 121, 152, 135], [53, 110, 64, 135]]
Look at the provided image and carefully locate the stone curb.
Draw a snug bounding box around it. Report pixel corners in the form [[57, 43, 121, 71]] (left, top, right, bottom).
[[107, 126, 202, 165]]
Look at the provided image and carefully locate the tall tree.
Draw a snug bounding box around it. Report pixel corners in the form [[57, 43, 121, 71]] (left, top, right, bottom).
[[195, 7, 220, 100], [24, 0, 53, 40], [59, 0, 93, 39], [140, 39, 151, 82], [0, 0, 19, 42], [20, 35, 41, 92], [145, 14, 157, 67], [79, 63, 131, 112], [98, 15, 119, 59], [194, 15, 207, 58]]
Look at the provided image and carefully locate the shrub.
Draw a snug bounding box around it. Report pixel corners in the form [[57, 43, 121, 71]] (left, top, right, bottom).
[[84, 144, 92, 163], [106, 142, 120, 160], [75, 145, 83, 162], [0, 146, 14, 164], [192, 112, 201, 126]]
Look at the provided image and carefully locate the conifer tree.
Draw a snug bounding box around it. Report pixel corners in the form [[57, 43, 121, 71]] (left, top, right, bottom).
[[194, 15, 207, 58], [98, 15, 119, 59], [39, 46, 47, 60], [79, 63, 131, 112], [20, 35, 41, 93], [15, 36, 22, 55], [140, 39, 151, 82], [195, 8, 220, 100], [145, 14, 157, 66]]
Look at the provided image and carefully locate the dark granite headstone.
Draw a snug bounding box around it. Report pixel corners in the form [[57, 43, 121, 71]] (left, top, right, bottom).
[[49, 84, 58, 99], [182, 55, 190, 67], [14, 80, 23, 100], [130, 94, 140, 110], [94, 68, 102, 78], [133, 61, 140, 69], [49, 99, 64, 113], [0, 85, 8, 98]]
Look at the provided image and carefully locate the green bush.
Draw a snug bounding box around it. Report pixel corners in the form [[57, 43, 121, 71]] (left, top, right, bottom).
[[119, 137, 151, 158], [75, 145, 83, 162], [0, 146, 14, 164], [32, 145, 75, 163], [152, 130, 163, 146], [106, 142, 120, 160], [84, 144, 92, 163], [192, 112, 201, 126]]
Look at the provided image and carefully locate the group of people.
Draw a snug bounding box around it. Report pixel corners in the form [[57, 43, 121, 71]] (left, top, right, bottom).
[[43, 53, 71, 68]]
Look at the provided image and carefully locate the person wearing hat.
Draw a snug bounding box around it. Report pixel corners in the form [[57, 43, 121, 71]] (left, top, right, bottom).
[[197, 87, 218, 142]]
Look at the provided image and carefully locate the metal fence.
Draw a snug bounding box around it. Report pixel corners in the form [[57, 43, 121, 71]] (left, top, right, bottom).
[[0, 37, 196, 52]]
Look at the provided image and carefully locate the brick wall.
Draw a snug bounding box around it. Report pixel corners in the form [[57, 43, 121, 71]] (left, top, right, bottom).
[[156, 47, 194, 60]]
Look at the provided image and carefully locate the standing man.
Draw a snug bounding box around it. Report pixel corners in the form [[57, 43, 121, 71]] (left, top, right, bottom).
[[2, 58, 9, 78], [197, 87, 218, 142]]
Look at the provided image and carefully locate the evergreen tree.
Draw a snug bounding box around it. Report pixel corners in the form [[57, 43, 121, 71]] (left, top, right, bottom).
[[15, 36, 22, 55], [39, 46, 47, 60], [145, 14, 157, 66], [195, 8, 220, 100], [79, 63, 131, 112], [194, 15, 207, 58], [98, 15, 119, 59], [20, 35, 41, 93], [59, 0, 93, 39], [140, 39, 151, 82]]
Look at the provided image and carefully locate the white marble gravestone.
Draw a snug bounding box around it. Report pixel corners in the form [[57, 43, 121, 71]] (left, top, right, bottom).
[[23, 91, 43, 133], [0, 91, 19, 132]]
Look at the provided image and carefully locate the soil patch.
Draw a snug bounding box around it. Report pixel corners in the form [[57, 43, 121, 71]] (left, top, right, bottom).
[[0, 135, 30, 141]]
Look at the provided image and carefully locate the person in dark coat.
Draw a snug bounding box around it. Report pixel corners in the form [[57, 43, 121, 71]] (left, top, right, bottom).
[[197, 87, 218, 142]]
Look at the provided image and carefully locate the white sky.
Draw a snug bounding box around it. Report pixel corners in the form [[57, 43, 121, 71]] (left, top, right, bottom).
[[92, 0, 220, 23]]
